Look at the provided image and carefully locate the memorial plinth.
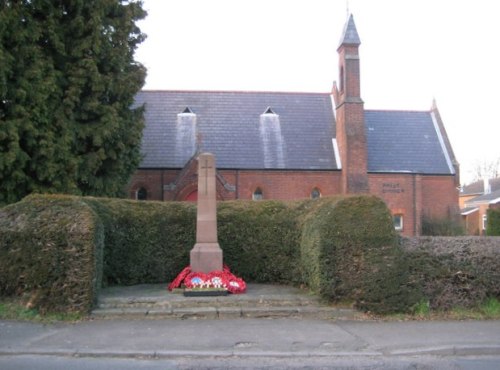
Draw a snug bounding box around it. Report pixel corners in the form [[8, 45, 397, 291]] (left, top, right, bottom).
[[190, 153, 223, 273]]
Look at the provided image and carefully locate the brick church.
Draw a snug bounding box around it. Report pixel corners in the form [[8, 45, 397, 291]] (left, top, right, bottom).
[[127, 15, 459, 236]]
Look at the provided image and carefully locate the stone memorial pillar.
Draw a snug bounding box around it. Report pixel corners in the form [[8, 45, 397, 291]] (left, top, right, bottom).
[[190, 153, 223, 273]]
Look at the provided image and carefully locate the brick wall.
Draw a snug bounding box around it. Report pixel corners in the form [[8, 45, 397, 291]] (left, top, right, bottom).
[[128, 168, 342, 202], [128, 169, 458, 236], [227, 170, 342, 200], [369, 173, 459, 236], [421, 176, 460, 218]]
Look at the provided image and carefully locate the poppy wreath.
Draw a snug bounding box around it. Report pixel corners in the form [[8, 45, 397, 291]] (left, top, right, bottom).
[[167, 266, 191, 291], [168, 265, 246, 294]]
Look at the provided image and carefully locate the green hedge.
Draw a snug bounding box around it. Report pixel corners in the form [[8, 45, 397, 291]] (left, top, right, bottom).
[[421, 215, 465, 236], [218, 200, 304, 284], [300, 195, 422, 313], [0, 195, 103, 314], [2, 194, 406, 314], [402, 237, 500, 310], [3, 193, 497, 316], [486, 209, 500, 236], [82, 197, 196, 286]]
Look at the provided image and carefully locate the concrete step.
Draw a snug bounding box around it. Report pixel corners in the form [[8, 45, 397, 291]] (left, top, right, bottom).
[[91, 284, 361, 320]]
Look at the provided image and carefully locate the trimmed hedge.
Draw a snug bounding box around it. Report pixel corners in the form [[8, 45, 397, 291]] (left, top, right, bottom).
[[2, 193, 406, 314], [218, 200, 304, 284], [486, 209, 500, 236], [0, 195, 103, 314], [300, 195, 422, 313], [82, 197, 196, 286], [2, 193, 498, 315], [402, 237, 500, 310]]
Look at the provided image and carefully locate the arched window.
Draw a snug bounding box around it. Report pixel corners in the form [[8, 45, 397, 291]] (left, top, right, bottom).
[[311, 188, 321, 199], [136, 187, 147, 201], [252, 187, 263, 201]]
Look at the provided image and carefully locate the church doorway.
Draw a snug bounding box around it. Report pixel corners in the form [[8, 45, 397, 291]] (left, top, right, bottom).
[[184, 190, 198, 202]]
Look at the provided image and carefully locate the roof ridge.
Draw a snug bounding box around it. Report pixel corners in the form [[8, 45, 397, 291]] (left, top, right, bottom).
[[365, 108, 431, 113], [139, 89, 332, 96]]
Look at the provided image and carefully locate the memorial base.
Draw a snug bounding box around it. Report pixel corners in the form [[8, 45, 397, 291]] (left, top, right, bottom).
[[183, 288, 228, 297], [190, 242, 223, 273]]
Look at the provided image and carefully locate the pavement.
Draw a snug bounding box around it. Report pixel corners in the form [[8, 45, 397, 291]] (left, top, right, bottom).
[[1, 284, 500, 362], [2, 318, 500, 360]]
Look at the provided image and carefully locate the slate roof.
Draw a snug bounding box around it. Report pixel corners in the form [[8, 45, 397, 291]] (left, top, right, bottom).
[[134, 90, 338, 170], [460, 177, 500, 196], [364, 110, 455, 175], [134, 91, 456, 176], [460, 207, 479, 216], [466, 189, 500, 205], [339, 14, 361, 47]]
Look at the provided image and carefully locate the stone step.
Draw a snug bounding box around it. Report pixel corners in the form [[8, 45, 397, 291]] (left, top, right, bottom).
[[91, 305, 356, 320], [91, 283, 361, 320], [96, 294, 320, 310]]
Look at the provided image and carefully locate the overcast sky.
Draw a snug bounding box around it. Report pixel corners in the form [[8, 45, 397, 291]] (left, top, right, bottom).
[[135, 0, 500, 185]]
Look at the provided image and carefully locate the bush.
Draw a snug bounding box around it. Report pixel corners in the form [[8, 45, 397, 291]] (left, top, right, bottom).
[[402, 237, 500, 310], [486, 209, 500, 236], [82, 197, 196, 286], [218, 200, 303, 284], [300, 195, 422, 314], [421, 215, 465, 236], [3, 193, 497, 316], [0, 195, 103, 314]]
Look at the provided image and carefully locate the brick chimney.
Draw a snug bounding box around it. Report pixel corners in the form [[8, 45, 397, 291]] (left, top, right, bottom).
[[332, 14, 369, 194]]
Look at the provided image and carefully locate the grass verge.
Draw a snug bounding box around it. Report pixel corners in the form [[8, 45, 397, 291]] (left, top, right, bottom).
[[0, 297, 82, 323], [369, 298, 500, 321]]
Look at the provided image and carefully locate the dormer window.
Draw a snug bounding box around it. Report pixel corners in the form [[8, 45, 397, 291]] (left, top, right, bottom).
[[181, 106, 194, 114], [263, 107, 276, 115]]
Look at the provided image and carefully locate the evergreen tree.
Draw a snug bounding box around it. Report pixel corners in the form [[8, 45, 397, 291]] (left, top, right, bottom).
[[0, 0, 146, 205]]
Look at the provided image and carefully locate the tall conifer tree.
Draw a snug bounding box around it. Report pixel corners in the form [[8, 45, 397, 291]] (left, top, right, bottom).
[[0, 0, 146, 204]]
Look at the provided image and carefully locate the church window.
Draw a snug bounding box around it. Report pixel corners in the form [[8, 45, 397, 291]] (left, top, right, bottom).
[[253, 187, 263, 201], [136, 187, 147, 201], [311, 188, 321, 199], [393, 214, 403, 231]]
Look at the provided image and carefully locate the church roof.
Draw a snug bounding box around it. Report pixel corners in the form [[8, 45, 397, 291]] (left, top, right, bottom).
[[365, 110, 456, 175], [134, 90, 339, 170], [134, 91, 455, 176]]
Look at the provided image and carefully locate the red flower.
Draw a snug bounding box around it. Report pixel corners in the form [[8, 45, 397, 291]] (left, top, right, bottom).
[[168, 264, 246, 293], [167, 266, 191, 291], [184, 272, 209, 288]]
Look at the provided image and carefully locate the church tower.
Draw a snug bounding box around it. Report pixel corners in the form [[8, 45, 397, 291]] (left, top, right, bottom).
[[333, 14, 369, 194]]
